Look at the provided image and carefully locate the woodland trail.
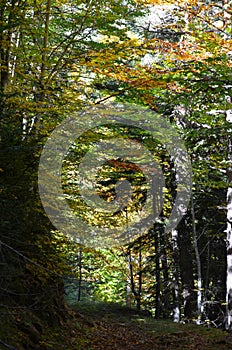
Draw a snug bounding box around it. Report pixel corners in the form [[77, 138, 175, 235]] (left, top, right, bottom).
[[70, 302, 232, 350]]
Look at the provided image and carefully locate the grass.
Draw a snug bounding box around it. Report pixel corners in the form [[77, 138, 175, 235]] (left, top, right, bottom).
[[1, 301, 231, 349], [71, 300, 232, 350]]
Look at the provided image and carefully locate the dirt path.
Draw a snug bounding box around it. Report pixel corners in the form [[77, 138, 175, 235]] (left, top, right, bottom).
[[86, 318, 231, 350], [72, 302, 232, 350]]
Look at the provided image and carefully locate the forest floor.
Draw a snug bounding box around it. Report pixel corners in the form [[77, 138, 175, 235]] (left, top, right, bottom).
[[2, 301, 232, 350], [55, 301, 232, 350]]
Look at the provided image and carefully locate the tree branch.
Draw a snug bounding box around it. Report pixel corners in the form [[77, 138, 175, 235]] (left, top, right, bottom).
[[0, 240, 63, 278], [0, 339, 18, 350]]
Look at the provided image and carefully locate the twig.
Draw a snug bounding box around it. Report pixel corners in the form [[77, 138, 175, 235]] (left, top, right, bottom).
[[0, 339, 18, 350], [0, 240, 63, 278], [0, 240, 80, 282], [95, 91, 124, 104]]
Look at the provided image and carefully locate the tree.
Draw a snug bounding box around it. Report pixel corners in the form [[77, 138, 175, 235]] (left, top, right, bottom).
[[86, 0, 231, 325], [225, 98, 232, 329], [0, 0, 145, 346]]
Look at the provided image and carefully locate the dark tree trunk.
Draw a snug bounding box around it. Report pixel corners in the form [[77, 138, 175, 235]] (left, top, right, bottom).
[[172, 229, 181, 322], [160, 229, 169, 318], [154, 224, 161, 319], [77, 247, 83, 302], [178, 220, 196, 320]]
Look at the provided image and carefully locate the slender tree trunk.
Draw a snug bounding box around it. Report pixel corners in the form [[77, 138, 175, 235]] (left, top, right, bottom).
[[125, 208, 132, 307], [204, 235, 210, 296], [31, 0, 51, 135], [137, 249, 142, 312], [152, 175, 161, 318], [191, 193, 203, 324], [179, 220, 196, 320], [224, 91, 232, 329], [126, 263, 131, 306], [171, 228, 181, 322], [77, 247, 82, 302], [160, 229, 169, 318], [127, 248, 143, 311], [0, 1, 9, 110], [160, 227, 170, 318], [154, 225, 161, 319], [226, 187, 232, 329], [128, 249, 137, 308], [226, 118, 232, 329]]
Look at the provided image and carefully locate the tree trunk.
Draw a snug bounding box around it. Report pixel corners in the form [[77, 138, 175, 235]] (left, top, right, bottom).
[[77, 247, 83, 302], [225, 92, 232, 330], [226, 125, 232, 329], [137, 249, 142, 312], [126, 254, 132, 307], [160, 229, 169, 318], [191, 193, 203, 324], [154, 224, 161, 319], [226, 187, 232, 329], [179, 220, 196, 320], [171, 229, 181, 322]]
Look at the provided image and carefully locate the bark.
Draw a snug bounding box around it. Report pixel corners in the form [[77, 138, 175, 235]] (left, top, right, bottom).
[[137, 249, 142, 312], [179, 220, 196, 319], [0, 5, 9, 94], [154, 224, 161, 319], [191, 193, 203, 324], [127, 249, 142, 311], [160, 229, 169, 318], [171, 229, 181, 322], [125, 208, 132, 307], [128, 250, 136, 305], [126, 255, 132, 307], [77, 247, 83, 302], [33, 0, 52, 134], [226, 136, 232, 329], [152, 175, 161, 318]]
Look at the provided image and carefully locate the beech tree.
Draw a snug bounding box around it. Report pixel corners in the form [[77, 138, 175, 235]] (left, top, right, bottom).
[[1, 1, 231, 347], [85, 0, 231, 325], [225, 99, 232, 329], [0, 0, 145, 346]]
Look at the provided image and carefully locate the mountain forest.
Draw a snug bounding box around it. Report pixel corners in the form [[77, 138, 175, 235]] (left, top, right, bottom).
[[0, 0, 232, 349]]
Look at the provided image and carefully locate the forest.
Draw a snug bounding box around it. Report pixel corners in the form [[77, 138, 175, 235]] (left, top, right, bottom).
[[0, 0, 232, 349]]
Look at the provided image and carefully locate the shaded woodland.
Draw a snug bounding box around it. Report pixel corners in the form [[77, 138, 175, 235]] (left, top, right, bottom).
[[0, 0, 232, 348]]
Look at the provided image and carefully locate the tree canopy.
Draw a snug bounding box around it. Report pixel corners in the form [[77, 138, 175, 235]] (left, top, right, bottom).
[[0, 0, 232, 348]]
